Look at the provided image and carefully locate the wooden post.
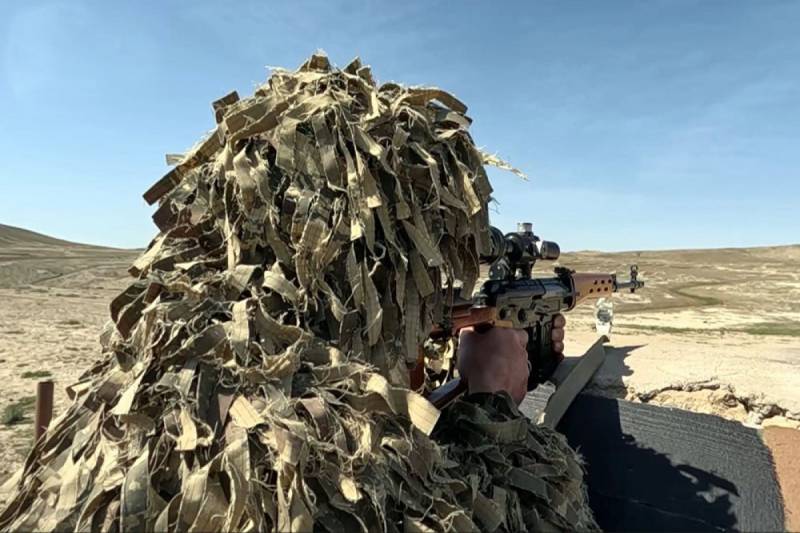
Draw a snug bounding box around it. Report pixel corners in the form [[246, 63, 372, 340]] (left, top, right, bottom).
[[35, 380, 54, 440]]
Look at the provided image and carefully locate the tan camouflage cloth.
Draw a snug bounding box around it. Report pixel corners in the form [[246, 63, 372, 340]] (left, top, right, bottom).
[[0, 55, 598, 532]]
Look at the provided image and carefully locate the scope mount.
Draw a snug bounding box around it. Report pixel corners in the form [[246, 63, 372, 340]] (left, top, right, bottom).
[[485, 222, 561, 281]]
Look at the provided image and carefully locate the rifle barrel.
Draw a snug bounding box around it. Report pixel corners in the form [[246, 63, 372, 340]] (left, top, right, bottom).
[[614, 279, 645, 292]]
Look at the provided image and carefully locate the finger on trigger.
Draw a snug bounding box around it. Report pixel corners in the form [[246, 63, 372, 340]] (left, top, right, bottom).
[[514, 328, 529, 348], [553, 314, 566, 328]]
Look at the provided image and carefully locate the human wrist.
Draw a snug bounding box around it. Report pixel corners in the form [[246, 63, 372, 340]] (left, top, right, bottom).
[[466, 377, 507, 396]]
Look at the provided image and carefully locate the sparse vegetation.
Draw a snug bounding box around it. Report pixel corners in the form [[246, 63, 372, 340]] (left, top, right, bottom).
[[2, 396, 36, 426], [20, 370, 52, 379], [2, 404, 25, 426], [669, 285, 724, 308], [738, 322, 800, 337], [620, 321, 800, 337], [620, 324, 703, 335]]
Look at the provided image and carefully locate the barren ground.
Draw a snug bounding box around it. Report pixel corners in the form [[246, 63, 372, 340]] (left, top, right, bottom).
[[0, 224, 138, 483], [554, 246, 800, 427], [1, 223, 798, 483]]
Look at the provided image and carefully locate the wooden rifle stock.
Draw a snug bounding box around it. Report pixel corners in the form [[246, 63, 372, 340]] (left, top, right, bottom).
[[429, 305, 511, 337], [418, 306, 510, 407], [419, 265, 644, 409]]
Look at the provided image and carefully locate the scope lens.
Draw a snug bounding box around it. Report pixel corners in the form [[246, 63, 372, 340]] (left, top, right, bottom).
[[538, 241, 560, 260]]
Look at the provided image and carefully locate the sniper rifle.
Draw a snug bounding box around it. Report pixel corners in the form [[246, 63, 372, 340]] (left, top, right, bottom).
[[424, 222, 644, 408]]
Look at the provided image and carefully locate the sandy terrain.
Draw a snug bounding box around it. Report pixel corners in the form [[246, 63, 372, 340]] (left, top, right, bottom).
[[0, 223, 798, 483], [554, 246, 800, 426], [0, 224, 138, 483], [764, 426, 800, 531]]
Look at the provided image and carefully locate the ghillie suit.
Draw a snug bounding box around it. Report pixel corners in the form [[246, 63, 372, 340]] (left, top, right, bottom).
[[0, 55, 598, 532]]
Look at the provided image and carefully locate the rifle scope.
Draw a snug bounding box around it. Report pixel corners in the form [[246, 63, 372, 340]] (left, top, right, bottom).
[[482, 222, 560, 279]]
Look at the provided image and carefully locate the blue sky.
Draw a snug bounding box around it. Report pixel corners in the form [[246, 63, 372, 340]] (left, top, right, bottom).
[[1, 1, 798, 251]]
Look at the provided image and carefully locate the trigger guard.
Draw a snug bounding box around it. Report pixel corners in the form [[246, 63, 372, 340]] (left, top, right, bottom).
[[526, 318, 561, 391]]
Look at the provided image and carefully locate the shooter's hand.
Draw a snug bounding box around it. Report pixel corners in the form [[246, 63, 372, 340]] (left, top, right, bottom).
[[552, 313, 566, 357], [457, 313, 567, 405], [457, 327, 529, 405]]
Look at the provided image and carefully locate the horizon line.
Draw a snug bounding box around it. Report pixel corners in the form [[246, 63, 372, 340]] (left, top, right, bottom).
[[3, 222, 798, 256]]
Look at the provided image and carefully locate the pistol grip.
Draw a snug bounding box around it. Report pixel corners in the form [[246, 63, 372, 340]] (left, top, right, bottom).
[[526, 317, 563, 391]]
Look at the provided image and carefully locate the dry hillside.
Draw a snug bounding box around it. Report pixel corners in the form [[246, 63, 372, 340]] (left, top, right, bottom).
[[1, 224, 798, 482], [0, 224, 139, 482]]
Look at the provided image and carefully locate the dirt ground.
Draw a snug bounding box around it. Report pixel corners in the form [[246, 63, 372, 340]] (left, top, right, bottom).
[[555, 246, 800, 427], [0, 224, 138, 483], [1, 223, 799, 485], [764, 426, 800, 532]]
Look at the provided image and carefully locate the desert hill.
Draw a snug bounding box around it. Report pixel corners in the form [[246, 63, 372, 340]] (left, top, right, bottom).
[[0, 225, 141, 481], [0, 225, 798, 483], [0, 224, 139, 289], [557, 244, 800, 321], [0, 224, 98, 249]]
